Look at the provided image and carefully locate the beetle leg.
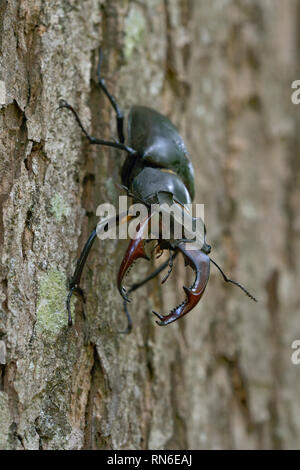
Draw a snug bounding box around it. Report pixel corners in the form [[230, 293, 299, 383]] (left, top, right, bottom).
[[152, 242, 210, 326], [117, 214, 153, 302], [58, 100, 136, 155], [67, 228, 98, 326], [119, 251, 178, 334], [67, 211, 130, 326], [161, 250, 174, 284], [97, 49, 125, 144], [67, 286, 86, 326], [120, 299, 133, 335]]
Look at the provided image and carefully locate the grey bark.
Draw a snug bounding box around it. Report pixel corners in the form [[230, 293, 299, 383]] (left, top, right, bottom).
[[0, 0, 299, 450]]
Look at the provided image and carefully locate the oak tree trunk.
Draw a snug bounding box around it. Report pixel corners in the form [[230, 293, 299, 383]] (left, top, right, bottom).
[[0, 0, 299, 450]]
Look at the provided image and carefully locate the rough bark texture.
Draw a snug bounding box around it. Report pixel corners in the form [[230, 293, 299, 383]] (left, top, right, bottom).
[[0, 0, 299, 450]]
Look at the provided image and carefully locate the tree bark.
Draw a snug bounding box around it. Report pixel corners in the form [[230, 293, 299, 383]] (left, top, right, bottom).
[[0, 0, 299, 450]]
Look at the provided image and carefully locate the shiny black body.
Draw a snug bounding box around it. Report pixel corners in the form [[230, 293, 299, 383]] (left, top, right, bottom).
[[122, 106, 194, 205]]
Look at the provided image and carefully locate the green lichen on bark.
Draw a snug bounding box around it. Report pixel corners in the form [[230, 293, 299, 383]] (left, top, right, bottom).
[[36, 269, 74, 335], [50, 194, 71, 222], [124, 6, 146, 59]]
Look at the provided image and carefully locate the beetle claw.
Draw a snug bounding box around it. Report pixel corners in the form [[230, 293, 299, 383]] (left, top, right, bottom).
[[117, 214, 152, 302], [152, 310, 164, 321], [152, 311, 167, 326], [152, 243, 210, 326]]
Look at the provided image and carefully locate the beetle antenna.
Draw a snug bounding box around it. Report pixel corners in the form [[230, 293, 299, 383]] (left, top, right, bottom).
[[115, 183, 151, 207], [210, 257, 257, 302]]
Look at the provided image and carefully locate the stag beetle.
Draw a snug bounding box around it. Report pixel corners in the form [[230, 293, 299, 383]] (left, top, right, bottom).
[[59, 50, 257, 333]]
